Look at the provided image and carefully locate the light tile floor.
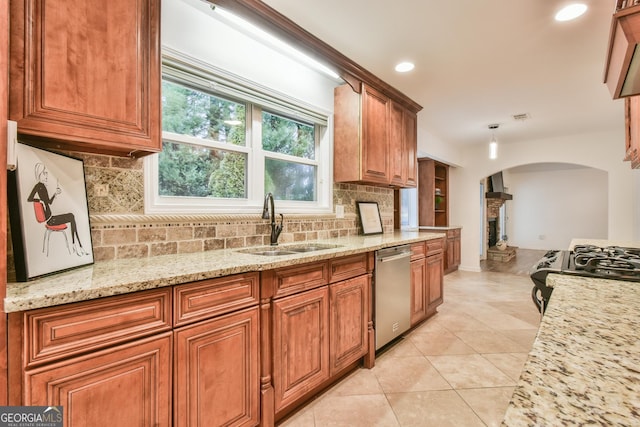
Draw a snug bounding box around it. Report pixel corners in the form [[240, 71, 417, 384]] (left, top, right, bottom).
[[279, 250, 542, 427]]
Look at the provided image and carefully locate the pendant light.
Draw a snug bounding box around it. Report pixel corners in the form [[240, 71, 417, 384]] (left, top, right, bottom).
[[488, 124, 499, 159]]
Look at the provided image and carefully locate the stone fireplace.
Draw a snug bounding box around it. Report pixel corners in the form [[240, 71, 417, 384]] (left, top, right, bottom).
[[488, 218, 498, 247], [486, 195, 515, 262]]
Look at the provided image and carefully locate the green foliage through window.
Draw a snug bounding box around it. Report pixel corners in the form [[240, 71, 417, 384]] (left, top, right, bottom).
[[262, 111, 315, 159], [162, 80, 246, 145], [265, 158, 316, 201], [159, 80, 248, 198], [262, 111, 316, 201], [157, 77, 321, 205], [159, 142, 247, 198]]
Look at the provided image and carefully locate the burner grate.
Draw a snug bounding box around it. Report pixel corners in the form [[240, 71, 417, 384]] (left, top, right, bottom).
[[571, 246, 640, 279]]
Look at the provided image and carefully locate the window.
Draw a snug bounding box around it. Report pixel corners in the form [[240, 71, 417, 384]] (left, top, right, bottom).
[[159, 80, 248, 200], [145, 53, 332, 215], [400, 188, 417, 229], [262, 111, 317, 202]]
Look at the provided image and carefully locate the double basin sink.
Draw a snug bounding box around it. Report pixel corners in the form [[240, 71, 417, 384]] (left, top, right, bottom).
[[238, 243, 342, 256]]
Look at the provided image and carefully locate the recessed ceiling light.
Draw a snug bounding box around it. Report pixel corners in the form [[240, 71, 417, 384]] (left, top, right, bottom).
[[555, 4, 587, 21], [395, 62, 415, 73]]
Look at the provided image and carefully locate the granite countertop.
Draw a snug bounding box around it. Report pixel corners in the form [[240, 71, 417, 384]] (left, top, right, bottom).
[[502, 273, 640, 426], [5, 231, 445, 313]]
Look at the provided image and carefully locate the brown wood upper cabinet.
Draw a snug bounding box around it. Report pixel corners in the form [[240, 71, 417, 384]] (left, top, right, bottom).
[[604, 3, 640, 99], [624, 96, 640, 168], [9, 0, 161, 157], [334, 83, 418, 187]]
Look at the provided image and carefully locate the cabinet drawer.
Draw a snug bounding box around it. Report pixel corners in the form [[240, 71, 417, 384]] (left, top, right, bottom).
[[174, 272, 259, 327], [24, 288, 172, 368], [447, 228, 461, 238], [268, 261, 330, 298], [329, 253, 369, 283], [427, 238, 445, 255], [410, 242, 426, 260]]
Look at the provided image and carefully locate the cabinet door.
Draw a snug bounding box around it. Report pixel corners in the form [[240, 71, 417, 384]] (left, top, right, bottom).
[[174, 307, 259, 427], [447, 235, 456, 271], [272, 287, 329, 413], [361, 85, 389, 183], [625, 96, 640, 167], [404, 109, 418, 187], [9, 0, 161, 157], [329, 276, 369, 375], [418, 159, 435, 226], [453, 234, 461, 268], [410, 258, 427, 325], [427, 254, 444, 313], [25, 333, 172, 427], [389, 101, 405, 186]]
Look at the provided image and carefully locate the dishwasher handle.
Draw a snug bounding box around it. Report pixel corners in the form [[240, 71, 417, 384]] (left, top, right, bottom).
[[377, 252, 412, 263]]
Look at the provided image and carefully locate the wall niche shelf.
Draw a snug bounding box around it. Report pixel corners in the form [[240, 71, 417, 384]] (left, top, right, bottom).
[[418, 158, 449, 227]]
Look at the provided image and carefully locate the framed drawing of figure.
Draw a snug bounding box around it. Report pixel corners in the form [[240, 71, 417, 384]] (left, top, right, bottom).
[[8, 143, 94, 281]]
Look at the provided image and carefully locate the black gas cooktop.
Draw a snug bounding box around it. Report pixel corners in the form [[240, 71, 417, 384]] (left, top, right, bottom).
[[530, 244, 640, 313]]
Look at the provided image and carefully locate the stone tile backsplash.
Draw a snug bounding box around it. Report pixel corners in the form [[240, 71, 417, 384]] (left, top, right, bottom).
[[8, 152, 395, 267]]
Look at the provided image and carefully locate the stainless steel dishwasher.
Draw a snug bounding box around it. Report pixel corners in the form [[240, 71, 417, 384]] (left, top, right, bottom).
[[375, 244, 412, 350]]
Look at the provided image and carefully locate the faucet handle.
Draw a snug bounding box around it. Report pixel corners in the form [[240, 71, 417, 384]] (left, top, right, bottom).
[[274, 214, 284, 237]]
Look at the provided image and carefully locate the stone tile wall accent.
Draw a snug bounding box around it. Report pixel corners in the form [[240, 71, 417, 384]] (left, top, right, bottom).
[[89, 214, 368, 262], [7, 153, 395, 268]]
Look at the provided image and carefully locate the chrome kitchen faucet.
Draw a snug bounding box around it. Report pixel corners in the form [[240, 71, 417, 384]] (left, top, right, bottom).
[[262, 192, 283, 246]]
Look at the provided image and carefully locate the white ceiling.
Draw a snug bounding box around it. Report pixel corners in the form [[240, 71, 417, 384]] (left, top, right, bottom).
[[261, 0, 623, 149]]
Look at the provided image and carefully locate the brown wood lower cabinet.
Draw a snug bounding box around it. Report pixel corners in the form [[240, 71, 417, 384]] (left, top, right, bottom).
[[24, 333, 172, 427], [174, 307, 260, 427], [10, 274, 260, 427], [10, 252, 378, 426], [329, 275, 370, 376], [410, 238, 445, 326], [272, 286, 330, 413], [410, 255, 428, 325], [427, 250, 444, 312], [265, 254, 373, 422], [444, 228, 461, 274]]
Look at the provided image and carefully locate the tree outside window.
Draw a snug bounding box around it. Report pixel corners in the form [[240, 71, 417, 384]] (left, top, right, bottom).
[[158, 80, 319, 203]]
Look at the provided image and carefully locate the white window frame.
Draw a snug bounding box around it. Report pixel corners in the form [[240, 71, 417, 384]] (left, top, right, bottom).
[[144, 50, 333, 215]]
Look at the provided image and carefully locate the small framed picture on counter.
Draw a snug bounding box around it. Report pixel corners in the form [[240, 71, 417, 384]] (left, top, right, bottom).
[[356, 201, 383, 235], [8, 143, 94, 281]]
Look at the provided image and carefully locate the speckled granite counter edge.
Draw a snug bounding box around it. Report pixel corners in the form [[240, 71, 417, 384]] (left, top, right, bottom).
[[502, 273, 640, 426], [5, 231, 446, 312]]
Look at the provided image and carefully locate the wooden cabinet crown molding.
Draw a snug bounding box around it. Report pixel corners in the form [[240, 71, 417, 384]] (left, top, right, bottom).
[[209, 0, 422, 114]]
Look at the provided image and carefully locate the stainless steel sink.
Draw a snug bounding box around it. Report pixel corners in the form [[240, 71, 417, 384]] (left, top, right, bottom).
[[238, 243, 342, 256], [287, 244, 342, 252], [244, 249, 297, 256]]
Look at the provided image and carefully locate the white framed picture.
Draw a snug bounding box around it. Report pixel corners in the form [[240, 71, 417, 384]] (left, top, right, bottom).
[[8, 143, 94, 281], [356, 201, 383, 235]]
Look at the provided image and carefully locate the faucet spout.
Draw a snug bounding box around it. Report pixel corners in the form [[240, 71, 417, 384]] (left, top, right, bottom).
[[262, 193, 284, 245]]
